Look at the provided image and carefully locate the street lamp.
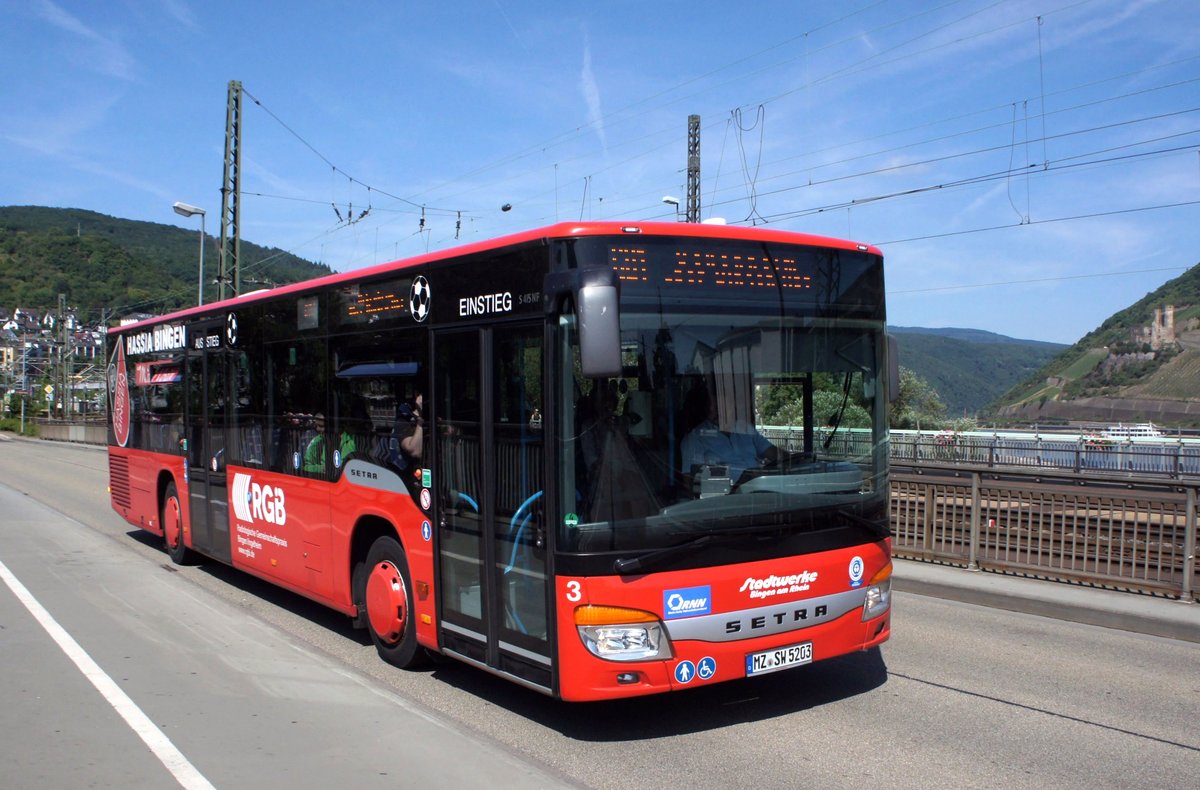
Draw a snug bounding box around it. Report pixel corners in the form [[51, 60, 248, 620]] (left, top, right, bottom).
[[661, 195, 681, 222], [173, 201, 206, 306]]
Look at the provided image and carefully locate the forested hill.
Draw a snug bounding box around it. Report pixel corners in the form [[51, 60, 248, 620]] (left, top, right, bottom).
[[889, 327, 1066, 417], [0, 206, 333, 322]]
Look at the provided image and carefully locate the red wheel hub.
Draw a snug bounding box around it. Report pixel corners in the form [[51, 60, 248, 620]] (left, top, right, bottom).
[[164, 497, 182, 549], [365, 561, 408, 644]]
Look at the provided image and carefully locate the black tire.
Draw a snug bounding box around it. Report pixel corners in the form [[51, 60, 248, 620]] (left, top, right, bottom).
[[349, 560, 368, 630], [358, 536, 424, 668], [161, 481, 192, 565]]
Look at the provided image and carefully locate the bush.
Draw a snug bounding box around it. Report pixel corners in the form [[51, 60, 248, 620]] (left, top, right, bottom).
[[0, 417, 39, 437]]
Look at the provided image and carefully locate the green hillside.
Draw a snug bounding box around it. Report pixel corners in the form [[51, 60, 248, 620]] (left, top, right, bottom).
[[991, 260, 1200, 423], [889, 328, 1064, 416], [0, 206, 332, 322], [889, 325, 1063, 349]]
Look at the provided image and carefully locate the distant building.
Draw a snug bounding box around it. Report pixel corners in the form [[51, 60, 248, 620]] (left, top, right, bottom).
[[1140, 305, 1177, 350], [118, 312, 154, 326]]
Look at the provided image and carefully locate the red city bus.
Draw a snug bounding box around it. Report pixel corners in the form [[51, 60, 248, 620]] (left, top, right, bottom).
[[106, 221, 895, 701]]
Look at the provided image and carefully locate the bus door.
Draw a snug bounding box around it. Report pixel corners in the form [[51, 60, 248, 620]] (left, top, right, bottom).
[[433, 323, 551, 690], [184, 320, 233, 563]]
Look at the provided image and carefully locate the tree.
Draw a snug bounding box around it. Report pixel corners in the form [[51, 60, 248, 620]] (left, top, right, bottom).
[[756, 375, 871, 429], [890, 367, 946, 429], [813, 389, 870, 429]]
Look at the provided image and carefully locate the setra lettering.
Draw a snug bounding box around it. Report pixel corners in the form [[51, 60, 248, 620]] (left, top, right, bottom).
[[724, 604, 831, 634]]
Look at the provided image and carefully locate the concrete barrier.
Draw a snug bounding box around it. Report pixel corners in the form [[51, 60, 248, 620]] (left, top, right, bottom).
[[36, 422, 107, 445]]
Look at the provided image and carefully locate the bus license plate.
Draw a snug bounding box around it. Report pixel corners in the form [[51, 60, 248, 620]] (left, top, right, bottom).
[[746, 641, 813, 676]]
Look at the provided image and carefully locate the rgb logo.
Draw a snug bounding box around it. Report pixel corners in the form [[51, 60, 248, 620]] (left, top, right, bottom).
[[232, 473, 287, 526]]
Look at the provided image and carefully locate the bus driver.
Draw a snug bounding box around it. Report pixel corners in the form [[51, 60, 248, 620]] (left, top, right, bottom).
[[681, 386, 778, 485]]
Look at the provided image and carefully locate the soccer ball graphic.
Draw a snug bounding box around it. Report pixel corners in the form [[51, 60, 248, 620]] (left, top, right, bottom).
[[410, 276, 431, 322], [225, 312, 238, 346]]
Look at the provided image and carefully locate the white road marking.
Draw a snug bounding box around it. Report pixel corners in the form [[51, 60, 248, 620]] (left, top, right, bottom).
[[0, 558, 215, 790]]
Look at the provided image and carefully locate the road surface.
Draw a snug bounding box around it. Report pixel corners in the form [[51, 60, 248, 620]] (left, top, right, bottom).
[[1, 436, 1197, 788]]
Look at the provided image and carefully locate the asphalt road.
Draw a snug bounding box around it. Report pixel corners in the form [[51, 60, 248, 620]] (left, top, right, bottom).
[[2, 436, 1198, 788]]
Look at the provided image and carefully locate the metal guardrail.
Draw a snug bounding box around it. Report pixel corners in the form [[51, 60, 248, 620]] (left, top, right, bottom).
[[891, 463, 1199, 601], [888, 430, 1200, 479], [41, 422, 1200, 480]]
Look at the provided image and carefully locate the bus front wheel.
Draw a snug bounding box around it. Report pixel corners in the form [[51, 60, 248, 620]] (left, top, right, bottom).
[[162, 481, 192, 565], [360, 536, 423, 668]]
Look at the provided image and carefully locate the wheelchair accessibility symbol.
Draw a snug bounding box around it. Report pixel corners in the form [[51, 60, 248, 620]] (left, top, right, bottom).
[[697, 656, 716, 680]]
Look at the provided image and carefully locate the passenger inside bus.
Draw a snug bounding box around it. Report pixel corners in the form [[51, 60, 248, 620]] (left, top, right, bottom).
[[393, 390, 424, 468], [302, 413, 357, 474]]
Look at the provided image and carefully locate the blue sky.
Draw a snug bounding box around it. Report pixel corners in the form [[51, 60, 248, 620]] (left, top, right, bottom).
[[1, 0, 1197, 343]]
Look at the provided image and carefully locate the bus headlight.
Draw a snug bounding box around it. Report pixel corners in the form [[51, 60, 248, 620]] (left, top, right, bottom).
[[576, 605, 673, 661], [861, 562, 893, 621]]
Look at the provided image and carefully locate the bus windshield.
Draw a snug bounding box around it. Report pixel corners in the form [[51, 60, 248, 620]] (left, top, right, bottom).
[[557, 237, 889, 557]]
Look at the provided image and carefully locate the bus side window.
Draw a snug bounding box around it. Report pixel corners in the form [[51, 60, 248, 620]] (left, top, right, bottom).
[[264, 338, 327, 477], [329, 330, 427, 492]]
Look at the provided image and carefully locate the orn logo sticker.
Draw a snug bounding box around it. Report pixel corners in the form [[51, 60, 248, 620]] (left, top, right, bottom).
[[663, 585, 711, 620], [111, 342, 131, 448]]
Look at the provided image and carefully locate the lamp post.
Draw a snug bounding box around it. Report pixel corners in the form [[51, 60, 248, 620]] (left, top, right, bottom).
[[662, 195, 681, 222], [172, 201, 206, 306]]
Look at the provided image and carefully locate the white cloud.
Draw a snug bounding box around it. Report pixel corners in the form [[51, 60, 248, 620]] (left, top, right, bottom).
[[580, 35, 607, 153], [161, 0, 199, 29], [34, 0, 137, 81]]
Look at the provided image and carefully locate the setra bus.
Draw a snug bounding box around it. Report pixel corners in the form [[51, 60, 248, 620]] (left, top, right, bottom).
[[105, 221, 896, 701]]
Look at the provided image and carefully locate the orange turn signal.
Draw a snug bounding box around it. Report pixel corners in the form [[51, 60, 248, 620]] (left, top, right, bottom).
[[574, 605, 659, 626]]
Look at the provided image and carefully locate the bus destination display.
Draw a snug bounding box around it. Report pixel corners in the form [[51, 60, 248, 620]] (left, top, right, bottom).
[[610, 246, 813, 291]]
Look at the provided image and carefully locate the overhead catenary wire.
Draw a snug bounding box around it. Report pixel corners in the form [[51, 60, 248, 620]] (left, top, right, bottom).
[[521, 0, 1123, 224], [242, 87, 469, 218], [628, 81, 1200, 220], [875, 199, 1200, 248], [107, 3, 1195, 316], [680, 97, 1200, 223], [402, 0, 1029, 208], [532, 69, 1200, 230], [404, 0, 932, 201], [750, 140, 1200, 225], [733, 106, 768, 225], [241, 0, 1192, 249], [889, 263, 1196, 295]]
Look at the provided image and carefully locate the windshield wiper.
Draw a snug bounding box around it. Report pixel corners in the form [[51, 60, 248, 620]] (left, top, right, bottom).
[[613, 534, 717, 575], [823, 371, 853, 450], [612, 523, 785, 575]]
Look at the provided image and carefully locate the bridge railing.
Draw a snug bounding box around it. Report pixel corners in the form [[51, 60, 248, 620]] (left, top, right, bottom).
[[891, 462, 1199, 601], [39, 422, 1200, 481], [888, 429, 1200, 479]]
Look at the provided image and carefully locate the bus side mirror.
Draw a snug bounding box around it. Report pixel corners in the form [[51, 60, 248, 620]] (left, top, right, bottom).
[[887, 334, 900, 403], [545, 268, 622, 378], [577, 284, 621, 377]]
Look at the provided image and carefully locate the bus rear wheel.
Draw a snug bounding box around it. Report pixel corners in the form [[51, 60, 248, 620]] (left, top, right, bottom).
[[162, 481, 192, 565], [360, 536, 423, 668]]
